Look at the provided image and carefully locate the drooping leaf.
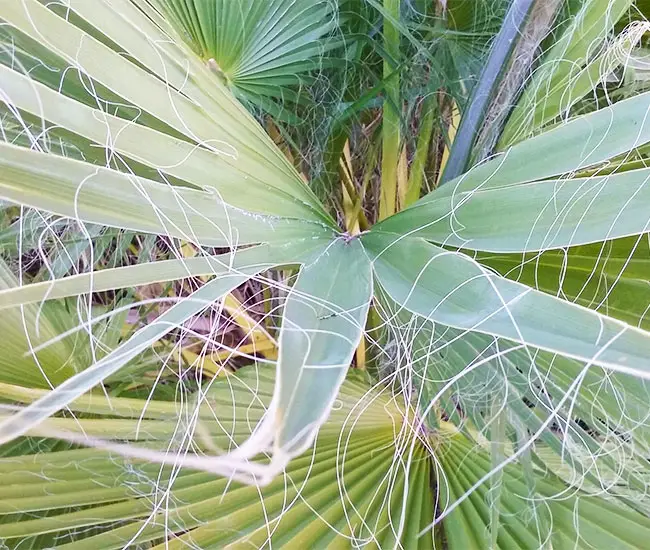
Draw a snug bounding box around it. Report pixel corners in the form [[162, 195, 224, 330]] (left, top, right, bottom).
[[362, 232, 650, 377], [273, 237, 372, 459]]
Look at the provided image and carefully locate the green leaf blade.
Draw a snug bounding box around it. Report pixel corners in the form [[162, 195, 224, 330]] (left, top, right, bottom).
[[274, 237, 373, 456], [362, 232, 650, 377], [0, 142, 331, 247], [377, 169, 650, 252]]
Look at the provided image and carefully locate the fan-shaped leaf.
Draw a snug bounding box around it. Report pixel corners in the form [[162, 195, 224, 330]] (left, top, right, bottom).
[[435, 429, 650, 549], [1, 0, 331, 223], [0, 259, 77, 388], [156, 0, 338, 106], [0, 367, 434, 549]]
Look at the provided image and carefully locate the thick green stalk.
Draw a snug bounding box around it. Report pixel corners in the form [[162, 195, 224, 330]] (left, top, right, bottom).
[[473, 0, 563, 162], [378, 0, 400, 220], [440, 0, 537, 185]]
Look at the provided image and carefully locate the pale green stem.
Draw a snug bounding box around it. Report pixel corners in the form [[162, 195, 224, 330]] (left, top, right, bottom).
[[379, 0, 400, 220]]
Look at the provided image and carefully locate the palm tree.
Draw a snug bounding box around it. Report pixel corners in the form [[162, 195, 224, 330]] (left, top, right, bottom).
[[0, 0, 649, 547]]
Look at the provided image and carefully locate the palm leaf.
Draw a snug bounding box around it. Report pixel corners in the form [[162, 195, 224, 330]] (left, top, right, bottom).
[[0, 142, 329, 247], [435, 428, 650, 549], [1, 2, 650, 547], [479, 235, 650, 330], [0, 0, 345, 483], [363, 232, 650, 377], [0, 367, 435, 548], [155, 0, 338, 108], [377, 89, 650, 252], [0, 258, 78, 388], [1, 0, 330, 223], [2, 366, 649, 548]]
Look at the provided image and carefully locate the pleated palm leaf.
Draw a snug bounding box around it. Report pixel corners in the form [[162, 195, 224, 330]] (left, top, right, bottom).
[[154, 0, 339, 116], [3, 365, 650, 548], [0, 0, 649, 548]]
